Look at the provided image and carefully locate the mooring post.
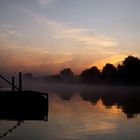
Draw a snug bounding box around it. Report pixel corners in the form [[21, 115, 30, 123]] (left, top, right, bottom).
[[19, 72, 22, 92], [12, 76, 15, 91]]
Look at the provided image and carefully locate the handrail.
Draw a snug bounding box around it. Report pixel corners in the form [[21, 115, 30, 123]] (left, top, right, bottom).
[[0, 75, 19, 90]]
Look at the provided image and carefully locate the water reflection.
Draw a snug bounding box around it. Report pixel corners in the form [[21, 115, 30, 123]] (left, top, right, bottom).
[[0, 91, 48, 139], [54, 86, 140, 119], [0, 86, 140, 140], [80, 91, 100, 105], [48, 92, 122, 140], [59, 91, 74, 101], [0, 121, 23, 139]]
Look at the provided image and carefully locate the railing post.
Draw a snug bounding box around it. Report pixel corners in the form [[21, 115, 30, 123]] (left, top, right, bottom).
[[19, 72, 22, 92], [0, 74, 19, 90], [12, 76, 15, 91]]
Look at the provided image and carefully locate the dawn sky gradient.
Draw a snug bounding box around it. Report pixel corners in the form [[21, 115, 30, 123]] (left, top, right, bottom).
[[0, 0, 140, 75]]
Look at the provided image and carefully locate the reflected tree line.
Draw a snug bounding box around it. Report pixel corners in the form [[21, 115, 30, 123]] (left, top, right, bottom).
[[56, 88, 140, 119], [81, 89, 140, 119], [24, 55, 140, 85]]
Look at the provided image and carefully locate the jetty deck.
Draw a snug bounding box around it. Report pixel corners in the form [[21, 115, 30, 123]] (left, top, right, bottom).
[[0, 90, 48, 121]]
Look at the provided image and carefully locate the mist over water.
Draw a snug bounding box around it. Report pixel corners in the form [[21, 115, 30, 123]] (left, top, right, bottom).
[[22, 80, 140, 119], [1, 79, 140, 140]]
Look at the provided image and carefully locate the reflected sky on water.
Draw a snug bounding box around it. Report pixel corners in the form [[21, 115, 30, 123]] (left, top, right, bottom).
[[1, 85, 140, 140]]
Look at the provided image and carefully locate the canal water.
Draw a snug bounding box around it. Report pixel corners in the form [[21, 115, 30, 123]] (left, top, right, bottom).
[[0, 85, 140, 140]]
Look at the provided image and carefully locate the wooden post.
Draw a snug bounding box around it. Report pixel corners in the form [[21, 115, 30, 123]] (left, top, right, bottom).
[[12, 76, 15, 91], [0, 75, 19, 90], [19, 72, 22, 92]]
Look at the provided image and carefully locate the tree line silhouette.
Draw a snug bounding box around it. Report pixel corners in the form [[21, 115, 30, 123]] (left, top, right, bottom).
[[81, 55, 140, 85], [23, 55, 140, 85]]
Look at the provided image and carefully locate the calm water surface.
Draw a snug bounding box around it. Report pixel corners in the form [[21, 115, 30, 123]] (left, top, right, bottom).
[[0, 85, 140, 140]]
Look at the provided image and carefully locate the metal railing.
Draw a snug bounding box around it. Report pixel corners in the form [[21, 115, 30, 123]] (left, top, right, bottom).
[[0, 72, 23, 91]]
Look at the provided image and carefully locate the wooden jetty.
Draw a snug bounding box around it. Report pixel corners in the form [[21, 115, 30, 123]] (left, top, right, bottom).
[[0, 73, 48, 121]]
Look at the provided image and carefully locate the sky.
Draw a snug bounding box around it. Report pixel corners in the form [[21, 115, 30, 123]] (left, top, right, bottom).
[[0, 0, 140, 75]]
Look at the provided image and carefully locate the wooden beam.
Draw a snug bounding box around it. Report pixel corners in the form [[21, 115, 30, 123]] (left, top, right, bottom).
[[19, 72, 22, 91], [0, 75, 18, 90], [12, 76, 15, 91]]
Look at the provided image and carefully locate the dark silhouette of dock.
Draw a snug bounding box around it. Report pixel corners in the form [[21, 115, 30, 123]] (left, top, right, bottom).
[[0, 72, 49, 121], [0, 90, 48, 121]]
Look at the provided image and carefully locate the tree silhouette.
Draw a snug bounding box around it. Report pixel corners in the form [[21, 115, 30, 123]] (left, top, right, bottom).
[[117, 64, 124, 84], [120, 55, 140, 84], [80, 66, 100, 84], [60, 68, 74, 83], [28, 55, 140, 85], [101, 63, 117, 84], [23, 73, 33, 80]]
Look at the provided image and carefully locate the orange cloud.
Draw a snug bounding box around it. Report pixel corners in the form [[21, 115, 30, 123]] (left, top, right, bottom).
[[0, 16, 137, 75]]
